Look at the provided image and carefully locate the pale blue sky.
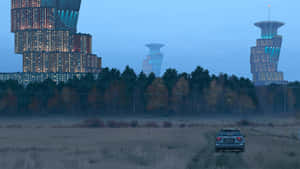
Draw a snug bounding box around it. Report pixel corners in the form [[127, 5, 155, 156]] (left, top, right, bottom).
[[0, 0, 299, 81]]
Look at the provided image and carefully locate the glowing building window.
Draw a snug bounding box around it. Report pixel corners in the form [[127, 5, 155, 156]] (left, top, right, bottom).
[[265, 47, 269, 54]]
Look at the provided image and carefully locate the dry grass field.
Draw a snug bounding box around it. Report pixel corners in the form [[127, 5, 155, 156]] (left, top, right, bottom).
[[0, 118, 299, 169]]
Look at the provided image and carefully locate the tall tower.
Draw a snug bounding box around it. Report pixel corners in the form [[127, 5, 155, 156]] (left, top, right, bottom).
[[250, 21, 286, 85], [143, 43, 164, 76], [11, 0, 101, 73]]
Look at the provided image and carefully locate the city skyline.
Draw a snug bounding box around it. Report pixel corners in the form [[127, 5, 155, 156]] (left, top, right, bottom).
[[1, 1, 300, 80]]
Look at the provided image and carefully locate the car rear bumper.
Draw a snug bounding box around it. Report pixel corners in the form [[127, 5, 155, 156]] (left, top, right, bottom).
[[216, 144, 245, 150]]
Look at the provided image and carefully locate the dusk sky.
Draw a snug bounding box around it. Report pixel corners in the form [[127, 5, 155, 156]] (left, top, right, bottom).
[[1, 0, 299, 81]]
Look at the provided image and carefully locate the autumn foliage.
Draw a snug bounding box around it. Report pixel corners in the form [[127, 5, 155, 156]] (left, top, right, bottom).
[[0, 66, 299, 116]]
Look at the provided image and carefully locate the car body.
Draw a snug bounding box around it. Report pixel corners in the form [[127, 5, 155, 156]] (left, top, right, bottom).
[[215, 128, 245, 152]]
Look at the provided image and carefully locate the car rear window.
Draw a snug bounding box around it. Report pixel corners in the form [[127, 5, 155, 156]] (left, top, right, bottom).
[[219, 130, 241, 136]]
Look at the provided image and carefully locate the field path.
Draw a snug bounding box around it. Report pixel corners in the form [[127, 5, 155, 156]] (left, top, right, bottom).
[[186, 131, 249, 169]]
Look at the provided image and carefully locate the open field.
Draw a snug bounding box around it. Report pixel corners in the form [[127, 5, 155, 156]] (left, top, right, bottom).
[[0, 119, 299, 169]]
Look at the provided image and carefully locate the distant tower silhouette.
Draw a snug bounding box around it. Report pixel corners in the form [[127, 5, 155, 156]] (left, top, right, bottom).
[[143, 43, 165, 76], [250, 21, 286, 85]]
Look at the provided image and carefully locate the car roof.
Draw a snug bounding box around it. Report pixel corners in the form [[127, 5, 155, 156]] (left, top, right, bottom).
[[220, 128, 240, 132]]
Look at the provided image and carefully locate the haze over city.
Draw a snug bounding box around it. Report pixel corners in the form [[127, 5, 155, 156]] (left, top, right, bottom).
[[1, 0, 299, 81], [1, 1, 300, 169]]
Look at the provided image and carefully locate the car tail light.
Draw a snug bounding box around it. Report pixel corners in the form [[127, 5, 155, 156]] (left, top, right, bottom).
[[237, 137, 242, 141], [216, 137, 222, 141]]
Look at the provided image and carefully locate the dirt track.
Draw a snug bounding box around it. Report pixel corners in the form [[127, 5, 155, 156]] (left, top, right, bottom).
[[186, 131, 249, 169]]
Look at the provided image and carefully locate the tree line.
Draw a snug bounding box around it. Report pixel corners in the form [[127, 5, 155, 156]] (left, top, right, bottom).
[[0, 66, 300, 116]]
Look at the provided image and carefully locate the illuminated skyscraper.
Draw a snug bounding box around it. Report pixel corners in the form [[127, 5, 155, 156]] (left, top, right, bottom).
[[250, 21, 286, 85], [143, 43, 164, 76], [11, 0, 101, 73]]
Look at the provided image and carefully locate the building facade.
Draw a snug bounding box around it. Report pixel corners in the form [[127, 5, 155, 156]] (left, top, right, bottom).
[[142, 43, 164, 76], [11, 0, 101, 73], [250, 21, 287, 86], [0, 72, 99, 85]]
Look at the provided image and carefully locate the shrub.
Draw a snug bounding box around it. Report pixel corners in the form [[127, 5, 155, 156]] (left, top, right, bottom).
[[287, 151, 297, 157], [187, 123, 200, 128], [179, 123, 186, 128], [52, 125, 68, 128], [236, 120, 252, 126], [296, 112, 300, 120], [118, 121, 130, 128], [267, 122, 274, 128], [130, 120, 139, 128], [144, 121, 160, 128], [6, 124, 22, 128], [35, 125, 44, 128], [163, 121, 173, 128], [291, 132, 300, 141], [107, 120, 120, 128], [81, 118, 105, 128]]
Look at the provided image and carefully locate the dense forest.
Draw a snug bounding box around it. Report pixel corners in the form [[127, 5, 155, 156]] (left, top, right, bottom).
[[0, 66, 300, 117]]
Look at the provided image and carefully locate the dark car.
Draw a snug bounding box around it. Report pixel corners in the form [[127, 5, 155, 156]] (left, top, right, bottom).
[[215, 128, 245, 152]]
